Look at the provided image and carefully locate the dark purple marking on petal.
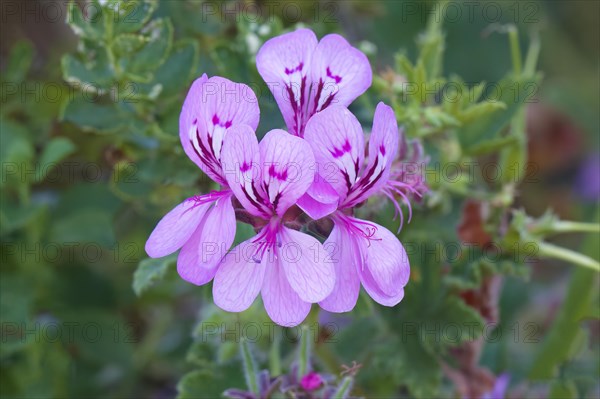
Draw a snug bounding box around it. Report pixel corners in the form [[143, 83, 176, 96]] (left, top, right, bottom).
[[211, 114, 233, 129], [241, 181, 271, 218], [240, 161, 252, 173], [312, 80, 324, 114], [329, 139, 353, 159], [320, 93, 336, 110], [341, 170, 352, 193], [272, 192, 282, 213], [342, 139, 352, 153], [287, 76, 309, 136], [285, 62, 304, 75], [380, 144, 386, 156], [326, 67, 342, 84], [268, 164, 288, 181], [344, 156, 385, 206], [190, 124, 224, 182]]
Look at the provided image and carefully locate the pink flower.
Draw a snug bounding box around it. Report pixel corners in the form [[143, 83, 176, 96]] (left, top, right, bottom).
[[145, 74, 259, 286], [303, 103, 411, 312], [213, 126, 335, 327], [257, 28, 372, 220], [257, 28, 372, 138], [300, 372, 323, 391]]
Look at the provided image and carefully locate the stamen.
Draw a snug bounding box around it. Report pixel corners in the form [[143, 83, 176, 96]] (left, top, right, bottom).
[[183, 190, 231, 214], [250, 221, 280, 263], [334, 213, 382, 247]]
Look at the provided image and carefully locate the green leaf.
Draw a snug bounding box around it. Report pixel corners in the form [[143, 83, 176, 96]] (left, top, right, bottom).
[[2, 41, 34, 84], [138, 39, 199, 99], [50, 209, 116, 247], [61, 52, 114, 93], [132, 255, 176, 296], [35, 138, 76, 182], [0, 118, 33, 165], [0, 199, 45, 236], [121, 18, 173, 82], [113, 33, 149, 55], [61, 97, 132, 134], [66, 0, 107, 41], [112, 0, 158, 34], [548, 380, 577, 399], [458, 74, 540, 154], [0, 274, 32, 356], [0, 118, 34, 189], [529, 267, 597, 379], [391, 334, 440, 399], [176, 365, 245, 399]]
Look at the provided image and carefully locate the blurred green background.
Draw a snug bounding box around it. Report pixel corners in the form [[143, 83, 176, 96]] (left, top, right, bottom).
[[1, 1, 598, 398]]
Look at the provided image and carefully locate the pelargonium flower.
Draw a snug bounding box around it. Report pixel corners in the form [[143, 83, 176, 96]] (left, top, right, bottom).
[[145, 74, 259, 285], [213, 126, 335, 326], [257, 28, 372, 219], [256, 28, 372, 138], [303, 103, 410, 312]]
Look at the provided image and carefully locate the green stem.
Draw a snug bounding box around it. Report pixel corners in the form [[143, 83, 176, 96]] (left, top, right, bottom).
[[537, 241, 600, 271], [546, 221, 600, 234], [333, 376, 354, 399], [268, 331, 281, 377], [241, 339, 259, 395], [508, 25, 522, 75], [297, 325, 310, 379], [524, 32, 541, 76]]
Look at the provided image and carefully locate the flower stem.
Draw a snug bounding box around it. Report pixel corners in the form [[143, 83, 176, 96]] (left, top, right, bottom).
[[508, 25, 522, 75], [333, 376, 354, 399], [537, 241, 600, 272], [297, 325, 310, 379], [268, 331, 281, 376], [549, 221, 600, 234], [524, 32, 541, 76], [240, 339, 259, 395]]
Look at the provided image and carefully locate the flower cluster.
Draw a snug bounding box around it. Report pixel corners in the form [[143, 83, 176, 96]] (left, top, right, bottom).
[[146, 28, 425, 326]]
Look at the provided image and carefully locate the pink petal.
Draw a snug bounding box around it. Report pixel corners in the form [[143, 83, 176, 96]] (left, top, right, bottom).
[[297, 191, 338, 220], [297, 174, 339, 219], [358, 221, 410, 299], [361, 277, 405, 307], [180, 75, 259, 185], [213, 238, 267, 312], [177, 196, 236, 285], [256, 28, 317, 136], [220, 124, 269, 218], [261, 260, 311, 327], [145, 200, 210, 258], [358, 102, 399, 201], [258, 129, 316, 216], [303, 106, 365, 198], [309, 34, 372, 113], [278, 227, 335, 303], [318, 224, 361, 312]]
